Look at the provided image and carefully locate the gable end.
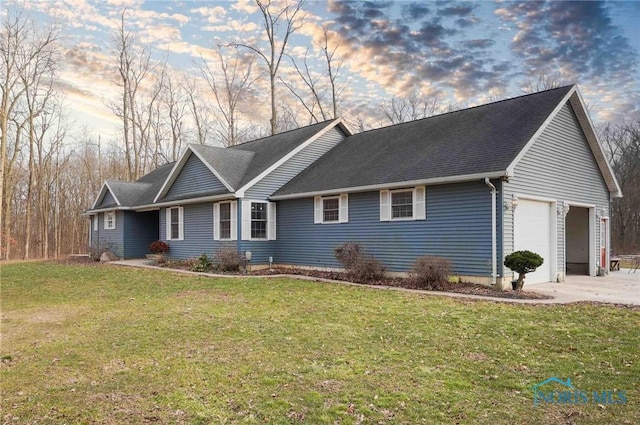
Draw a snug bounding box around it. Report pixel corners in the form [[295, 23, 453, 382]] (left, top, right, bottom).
[[159, 152, 230, 202]]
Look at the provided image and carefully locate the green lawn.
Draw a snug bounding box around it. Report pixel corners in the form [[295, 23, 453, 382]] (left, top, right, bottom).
[[1, 262, 638, 424]]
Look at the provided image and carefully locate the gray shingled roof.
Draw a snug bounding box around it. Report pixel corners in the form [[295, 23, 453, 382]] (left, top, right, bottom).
[[229, 120, 337, 188], [89, 162, 175, 211], [106, 181, 151, 207], [274, 86, 574, 197], [133, 161, 176, 206], [189, 144, 254, 189]]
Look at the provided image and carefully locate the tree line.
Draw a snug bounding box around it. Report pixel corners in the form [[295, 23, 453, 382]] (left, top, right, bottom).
[[1, 1, 638, 260]]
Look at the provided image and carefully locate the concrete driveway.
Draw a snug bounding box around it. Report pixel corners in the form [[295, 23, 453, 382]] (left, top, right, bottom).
[[529, 269, 640, 305]]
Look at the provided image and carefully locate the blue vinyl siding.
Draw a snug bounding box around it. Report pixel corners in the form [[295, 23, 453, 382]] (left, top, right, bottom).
[[276, 181, 494, 275], [91, 211, 125, 258], [123, 211, 159, 259], [98, 190, 116, 208], [239, 240, 276, 266], [245, 126, 346, 198], [503, 102, 610, 274], [160, 203, 236, 259], [165, 153, 227, 199]]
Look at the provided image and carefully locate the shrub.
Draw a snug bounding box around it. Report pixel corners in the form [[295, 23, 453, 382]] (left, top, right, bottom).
[[334, 242, 385, 283], [407, 256, 452, 290], [192, 253, 212, 272], [504, 250, 544, 290], [149, 240, 169, 254], [334, 242, 362, 270], [215, 247, 242, 272]]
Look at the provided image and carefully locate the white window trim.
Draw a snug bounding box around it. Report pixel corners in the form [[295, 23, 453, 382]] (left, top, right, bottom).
[[213, 201, 237, 241], [314, 194, 349, 224], [166, 206, 184, 241], [104, 211, 116, 229], [380, 186, 426, 221], [93, 215, 98, 231], [241, 200, 276, 241]]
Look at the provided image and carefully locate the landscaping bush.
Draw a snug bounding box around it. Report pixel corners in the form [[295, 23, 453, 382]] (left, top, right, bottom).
[[215, 247, 242, 272], [192, 253, 212, 272], [149, 240, 169, 254], [504, 250, 544, 290], [334, 242, 362, 270], [334, 242, 385, 283], [407, 256, 452, 290]]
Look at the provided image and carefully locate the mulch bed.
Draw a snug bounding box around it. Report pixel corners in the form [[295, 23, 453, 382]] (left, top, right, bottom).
[[248, 268, 552, 300], [58, 257, 551, 300]]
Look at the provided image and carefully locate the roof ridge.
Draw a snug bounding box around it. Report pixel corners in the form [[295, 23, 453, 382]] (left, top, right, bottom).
[[230, 118, 337, 148], [353, 84, 576, 136]]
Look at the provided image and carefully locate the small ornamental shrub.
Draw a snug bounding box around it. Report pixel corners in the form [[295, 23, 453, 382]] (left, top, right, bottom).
[[334, 242, 385, 283], [407, 256, 452, 290], [504, 250, 544, 290], [215, 247, 242, 272], [334, 242, 362, 270], [192, 253, 212, 272], [149, 240, 169, 254]]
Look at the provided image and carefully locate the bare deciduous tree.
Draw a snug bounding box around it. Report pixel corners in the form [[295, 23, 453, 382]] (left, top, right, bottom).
[[234, 0, 305, 135], [601, 120, 640, 253], [521, 73, 569, 93], [110, 10, 154, 180], [0, 9, 60, 259], [380, 90, 442, 124], [200, 46, 257, 146]]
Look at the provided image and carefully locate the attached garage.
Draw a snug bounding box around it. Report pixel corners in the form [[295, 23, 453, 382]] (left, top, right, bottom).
[[565, 206, 591, 275], [514, 198, 555, 284]]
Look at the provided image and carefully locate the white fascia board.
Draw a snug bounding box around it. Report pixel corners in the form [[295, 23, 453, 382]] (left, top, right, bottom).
[[135, 193, 235, 211], [568, 90, 623, 198], [153, 149, 190, 203], [154, 145, 236, 203], [334, 119, 352, 136], [269, 171, 507, 200], [81, 206, 131, 216], [188, 146, 235, 192], [506, 85, 577, 177], [90, 181, 121, 209], [90, 183, 109, 210], [105, 182, 122, 206], [235, 118, 344, 198]]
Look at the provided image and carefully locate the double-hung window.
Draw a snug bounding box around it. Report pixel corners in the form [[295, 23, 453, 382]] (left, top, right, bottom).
[[241, 200, 276, 240], [104, 211, 116, 229], [380, 187, 426, 221], [213, 201, 237, 241], [166, 206, 184, 240], [391, 190, 413, 219], [251, 202, 268, 239], [93, 215, 98, 231], [314, 194, 349, 224]]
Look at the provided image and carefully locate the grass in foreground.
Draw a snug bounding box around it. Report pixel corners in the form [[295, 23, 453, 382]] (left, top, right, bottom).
[[1, 261, 638, 424]]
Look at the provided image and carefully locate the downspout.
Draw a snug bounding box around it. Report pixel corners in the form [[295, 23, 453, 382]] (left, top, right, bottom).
[[484, 178, 497, 285]]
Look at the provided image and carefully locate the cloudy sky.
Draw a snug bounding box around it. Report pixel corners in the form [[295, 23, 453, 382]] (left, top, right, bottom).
[[6, 0, 640, 140]]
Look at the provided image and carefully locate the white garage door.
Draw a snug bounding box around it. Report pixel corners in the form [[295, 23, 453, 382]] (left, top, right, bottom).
[[514, 199, 552, 284]]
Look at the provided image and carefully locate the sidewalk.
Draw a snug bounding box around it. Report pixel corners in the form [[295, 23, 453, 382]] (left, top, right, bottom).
[[110, 259, 640, 306]]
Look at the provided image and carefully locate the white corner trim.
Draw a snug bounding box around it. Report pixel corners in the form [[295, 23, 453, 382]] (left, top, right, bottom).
[[505, 85, 577, 177], [236, 118, 344, 197]]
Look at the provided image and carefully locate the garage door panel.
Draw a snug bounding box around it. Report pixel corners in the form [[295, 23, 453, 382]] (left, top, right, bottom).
[[514, 199, 552, 284]]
